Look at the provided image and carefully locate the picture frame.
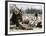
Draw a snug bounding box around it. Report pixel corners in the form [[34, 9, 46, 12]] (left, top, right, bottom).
[[5, 1, 45, 35]]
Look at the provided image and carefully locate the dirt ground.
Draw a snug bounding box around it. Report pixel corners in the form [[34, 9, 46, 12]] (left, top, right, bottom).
[[10, 14, 42, 32]]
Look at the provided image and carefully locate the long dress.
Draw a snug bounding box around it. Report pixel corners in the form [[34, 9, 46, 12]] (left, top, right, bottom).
[[35, 12, 38, 20]]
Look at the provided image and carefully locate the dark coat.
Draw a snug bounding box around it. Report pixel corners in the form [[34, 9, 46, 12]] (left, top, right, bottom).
[[10, 12, 22, 26]]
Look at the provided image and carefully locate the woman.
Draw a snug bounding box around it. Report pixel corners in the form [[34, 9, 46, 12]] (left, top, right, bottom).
[[35, 12, 38, 21]]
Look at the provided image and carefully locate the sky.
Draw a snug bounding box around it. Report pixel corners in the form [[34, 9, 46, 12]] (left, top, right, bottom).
[[10, 4, 42, 11], [16, 4, 42, 10]]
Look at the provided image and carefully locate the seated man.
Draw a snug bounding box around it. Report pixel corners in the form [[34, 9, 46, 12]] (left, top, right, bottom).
[[10, 10, 22, 27]]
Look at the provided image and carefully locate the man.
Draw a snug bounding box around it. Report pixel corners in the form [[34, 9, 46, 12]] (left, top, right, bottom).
[[10, 9, 22, 27]]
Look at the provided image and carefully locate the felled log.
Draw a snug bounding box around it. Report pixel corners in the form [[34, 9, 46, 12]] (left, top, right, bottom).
[[22, 16, 29, 24], [19, 22, 33, 30]]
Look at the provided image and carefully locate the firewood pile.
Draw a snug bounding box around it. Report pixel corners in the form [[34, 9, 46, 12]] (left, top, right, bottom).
[[10, 16, 42, 30]]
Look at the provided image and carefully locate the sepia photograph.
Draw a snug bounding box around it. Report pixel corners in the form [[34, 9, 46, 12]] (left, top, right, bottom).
[[7, 1, 45, 34]]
